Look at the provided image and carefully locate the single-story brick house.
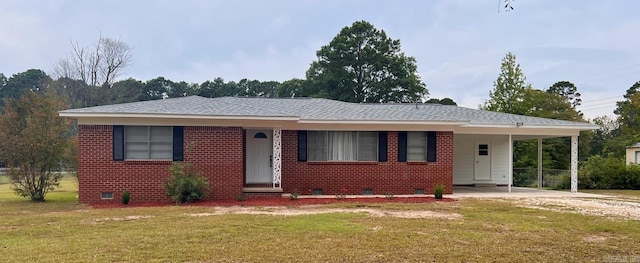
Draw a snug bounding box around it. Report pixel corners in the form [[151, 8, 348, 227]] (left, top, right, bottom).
[[59, 96, 597, 204]]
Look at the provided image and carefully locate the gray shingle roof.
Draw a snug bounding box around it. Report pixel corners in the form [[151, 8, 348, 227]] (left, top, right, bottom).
[[60, 96, 596, 128]]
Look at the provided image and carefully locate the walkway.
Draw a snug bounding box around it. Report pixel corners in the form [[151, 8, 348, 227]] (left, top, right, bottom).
[[451, 186, 607, 198]]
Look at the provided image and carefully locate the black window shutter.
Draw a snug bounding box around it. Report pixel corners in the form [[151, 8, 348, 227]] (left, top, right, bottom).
[[378, 132, 388, 162], [298, 130, 307, 162], [397, 131, 407, 162], [173, 126, 184, 161], [113, 125, 124, 161], [427, 131, 437, 162]]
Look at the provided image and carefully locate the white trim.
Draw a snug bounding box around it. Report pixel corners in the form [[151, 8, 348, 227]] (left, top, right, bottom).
[[461, 124, 597, 130], [508, 134, 513, 193], [537, 137, 543, 189]]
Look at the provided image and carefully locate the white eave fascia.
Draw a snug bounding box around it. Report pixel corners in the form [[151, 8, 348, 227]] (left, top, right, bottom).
[[58, 112, 301, 121], [296, 119, 469, 125], [460, 123, 599, 130]]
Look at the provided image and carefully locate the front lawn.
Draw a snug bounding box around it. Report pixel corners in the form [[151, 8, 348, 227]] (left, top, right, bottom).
[[1, 178, 639, 262]]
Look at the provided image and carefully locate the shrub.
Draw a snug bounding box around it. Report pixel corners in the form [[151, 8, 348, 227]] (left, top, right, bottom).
[[164, 162, 209, 204], [556, 155, 640, 190], [121, 190, 130, 205], [385, 192, 394, 200], [290, 192, 299, 200], [336, 187, 347, 200], [434, 184, 445, 200], [236, 193, 246, 202]]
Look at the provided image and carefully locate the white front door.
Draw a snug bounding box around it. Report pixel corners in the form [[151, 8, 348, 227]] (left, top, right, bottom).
[[246, 130, 273, 184], [474, 140, 491, 180]]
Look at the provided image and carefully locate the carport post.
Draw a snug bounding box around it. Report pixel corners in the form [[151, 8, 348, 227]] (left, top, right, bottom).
[[571, 135, 578, 193], [508, 134, 513, 193], [538, 137, 543, 189]]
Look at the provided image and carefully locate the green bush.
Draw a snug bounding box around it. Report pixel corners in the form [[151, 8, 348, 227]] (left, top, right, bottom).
[[557, 155, 640, 190], [434, 184, 445, 199], [122, 190, 130, 205], [164, 162, 209, 204]]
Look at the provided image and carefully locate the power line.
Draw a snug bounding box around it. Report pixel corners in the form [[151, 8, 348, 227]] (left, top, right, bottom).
[[581, 96, 622, 104], [570, 63, 640, 82]]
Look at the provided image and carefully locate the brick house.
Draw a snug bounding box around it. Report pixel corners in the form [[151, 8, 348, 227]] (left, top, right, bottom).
[[59, 96, 597, 204]]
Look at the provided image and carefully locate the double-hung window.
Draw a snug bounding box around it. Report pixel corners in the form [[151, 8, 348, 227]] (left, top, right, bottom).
[[307, 131, 378, 161], [125, 126, 173, 160], [398, 131, 437, 162], [407, 131, 427, 161]]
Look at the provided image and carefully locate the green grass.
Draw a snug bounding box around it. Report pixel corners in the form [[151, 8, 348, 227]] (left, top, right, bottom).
[[1, 179, 640, 262]]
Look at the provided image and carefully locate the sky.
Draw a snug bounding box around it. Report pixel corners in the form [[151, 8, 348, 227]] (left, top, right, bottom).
[[1, 0, 639, 120]]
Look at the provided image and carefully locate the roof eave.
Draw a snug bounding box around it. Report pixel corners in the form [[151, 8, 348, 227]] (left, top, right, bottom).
[[295, 119, 469, 125], [462, 123, 599, 130], [58, 112, 300, 121]]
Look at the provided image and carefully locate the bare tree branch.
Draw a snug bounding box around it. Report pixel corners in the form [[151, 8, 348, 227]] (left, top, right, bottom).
[[51, 34, 132, 88]]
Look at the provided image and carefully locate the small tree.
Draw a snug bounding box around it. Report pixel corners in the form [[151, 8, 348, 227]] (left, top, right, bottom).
[[0, 91, 71, 201]]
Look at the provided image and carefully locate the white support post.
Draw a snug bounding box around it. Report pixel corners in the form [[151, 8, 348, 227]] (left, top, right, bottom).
[[272, 128, 282, 188], [508, 134, 513, 193], [538, 137, 543, 189], [571, 135, 578, 193]]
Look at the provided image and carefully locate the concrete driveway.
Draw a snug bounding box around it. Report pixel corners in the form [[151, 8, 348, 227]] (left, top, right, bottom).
[[451, 186, 608, 198]]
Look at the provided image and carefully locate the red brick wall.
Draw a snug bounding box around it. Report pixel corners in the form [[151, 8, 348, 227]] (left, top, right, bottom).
[[184, 127, 244, 200], [77, 125, 243, 204], [78, 126, 453, 204], [281, 131, 453, 195]]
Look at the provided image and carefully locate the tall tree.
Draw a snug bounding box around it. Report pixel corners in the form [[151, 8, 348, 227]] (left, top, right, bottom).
[[589, 115, 620, 156], [524, 89, 581, 121], [50, 77, 91, 108], [482, 52, 531, 114], [547, 81, 581, 109], [614, 81, 640, 134], [426, 98, 457, 105], [109, 78, 146, 104], [275, 78, 305, 98], [53, 35, 132, 88], [238, 79, 279, 97], [0, 69, 52, 107], [198, 77, 240, 98], [305, 20, 427, 103], [0, 91, 71, 201], [0, 73, 6, 89]]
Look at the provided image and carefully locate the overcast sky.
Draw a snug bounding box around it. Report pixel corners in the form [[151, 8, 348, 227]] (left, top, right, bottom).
[[1, 0, 639, 119]]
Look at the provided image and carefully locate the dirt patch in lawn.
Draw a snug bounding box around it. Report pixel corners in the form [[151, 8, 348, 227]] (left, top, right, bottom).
[[516, 197, 640, 221], [187, 205, 462, 219], [90, 196, 453, 209]]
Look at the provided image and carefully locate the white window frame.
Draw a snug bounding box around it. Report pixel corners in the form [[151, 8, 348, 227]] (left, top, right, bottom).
[[308, 131, 378, 161], [407, 131, 427, 162], [125, 126, 173, 160]]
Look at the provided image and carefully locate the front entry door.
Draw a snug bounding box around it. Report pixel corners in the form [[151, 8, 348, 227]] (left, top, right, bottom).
[[246, 130, 273, 184], [474, 140, 491, 180]]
